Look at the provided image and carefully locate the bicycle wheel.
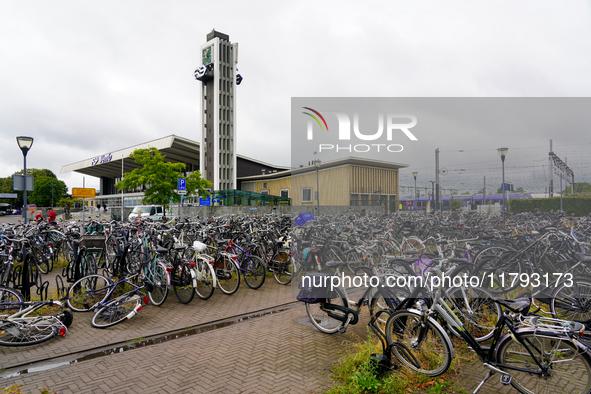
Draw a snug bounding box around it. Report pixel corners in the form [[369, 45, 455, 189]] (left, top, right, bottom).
[[401, 238, 425, 256], [344, 250, 364, 275], [214, 255, 240, 295], [146, 263, 169, 306], [67, 274, 112, 312], [172, 263, 195, 304], [80, 254, 98, 277], [369, 286, 411, 329], [0, 319, 57, 346], [91, 294, 141, 329], [476, 249, 524, 294], [444, 286, 501, 342], [385, 309, 453, 377], [241, 255, 266, 290], [193, 258, 215, 300], [270, 250, 293, 285], [105, 237, 120, 274], [0, 287, 25, 315], [497, 330, 591, 394], [32, 247, 50, 274], [305, 287, 348, 334], [551, 278, 591, 322]]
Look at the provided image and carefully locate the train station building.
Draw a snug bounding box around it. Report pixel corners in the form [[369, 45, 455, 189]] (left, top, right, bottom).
[[60, 30, 407, 212]]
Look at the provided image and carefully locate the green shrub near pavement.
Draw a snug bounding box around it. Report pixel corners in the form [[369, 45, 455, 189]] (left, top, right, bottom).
[[509, 196, 591, 216]]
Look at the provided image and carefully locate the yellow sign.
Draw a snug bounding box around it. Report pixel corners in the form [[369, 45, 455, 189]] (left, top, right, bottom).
[[72, 188, 96, 198]]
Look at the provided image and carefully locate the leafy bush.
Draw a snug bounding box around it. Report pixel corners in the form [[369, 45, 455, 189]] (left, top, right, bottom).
[[509, 196, 591, 216]]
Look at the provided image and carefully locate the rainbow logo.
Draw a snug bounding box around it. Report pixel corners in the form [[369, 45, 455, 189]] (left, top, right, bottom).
[[302, 107, 329, 131]]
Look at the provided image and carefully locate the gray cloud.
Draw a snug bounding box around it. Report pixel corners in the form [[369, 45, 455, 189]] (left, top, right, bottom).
[[1, 0, 590, 194]]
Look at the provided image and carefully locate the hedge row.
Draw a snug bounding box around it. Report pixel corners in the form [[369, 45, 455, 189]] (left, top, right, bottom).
[[509, 197, 591, 216]]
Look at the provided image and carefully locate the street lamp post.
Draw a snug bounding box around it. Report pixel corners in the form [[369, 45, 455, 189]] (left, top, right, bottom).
[[16, 136, 34, 224], [412, 172, 418, 211], [497, 148, 508, 222], [314, 159, 321, 217]]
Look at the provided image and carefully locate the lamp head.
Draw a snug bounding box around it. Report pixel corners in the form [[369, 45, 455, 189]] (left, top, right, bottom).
[[412, 171, 418, 180], [497, 147, 508, 161], [314, 159, 321, 169], [16, 136, 34, 156]]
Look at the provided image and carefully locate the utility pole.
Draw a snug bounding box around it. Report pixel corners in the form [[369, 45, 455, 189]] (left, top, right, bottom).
[[435, 148, 440, 211], [549, 139, 553, 197], [429, 181, 435, 212], [483, 176, 486, 208]]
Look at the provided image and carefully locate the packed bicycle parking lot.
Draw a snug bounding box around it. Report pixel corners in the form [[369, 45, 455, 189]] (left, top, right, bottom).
[[2, 209, 591, 393]]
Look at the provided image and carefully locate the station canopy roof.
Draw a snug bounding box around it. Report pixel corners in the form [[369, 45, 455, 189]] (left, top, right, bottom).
[[61, 135, 200, 179]]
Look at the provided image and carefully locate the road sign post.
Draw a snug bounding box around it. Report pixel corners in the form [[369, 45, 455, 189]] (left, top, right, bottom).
[[177, 180, 186, 222]]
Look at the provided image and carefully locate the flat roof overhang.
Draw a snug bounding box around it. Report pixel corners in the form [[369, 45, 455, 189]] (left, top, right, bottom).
[[238, 156, 409, 182], [60, 135, 200, 178]]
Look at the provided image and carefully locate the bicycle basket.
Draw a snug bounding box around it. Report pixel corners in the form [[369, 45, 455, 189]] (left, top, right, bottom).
[[296, 273, 336, 303], [193, 241, 208, 252]]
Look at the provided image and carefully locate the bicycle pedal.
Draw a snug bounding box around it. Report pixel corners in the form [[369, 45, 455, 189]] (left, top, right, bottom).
[[500, 374, 511, 385], [338, 326, 347, 334]]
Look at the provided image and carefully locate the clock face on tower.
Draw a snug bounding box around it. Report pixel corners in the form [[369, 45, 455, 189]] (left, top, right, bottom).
[[202, 46, 212, 65]]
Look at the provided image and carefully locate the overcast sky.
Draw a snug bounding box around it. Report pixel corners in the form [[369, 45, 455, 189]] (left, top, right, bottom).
[[1, 1, 590, 197]]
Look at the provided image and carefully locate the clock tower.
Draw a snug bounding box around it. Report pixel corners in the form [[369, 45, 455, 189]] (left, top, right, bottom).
[[195, 30, 238, 190]]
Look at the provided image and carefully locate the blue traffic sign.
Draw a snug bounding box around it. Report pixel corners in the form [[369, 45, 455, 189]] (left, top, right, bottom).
[[178, 178, 186, 191]]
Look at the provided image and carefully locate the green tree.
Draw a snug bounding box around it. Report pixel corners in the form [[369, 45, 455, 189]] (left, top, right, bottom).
[[450, 197, 461, 211], [0, 169, 64, 208], [564, 182, 591, 195], [30, 176, 68, 207], [115, 148, 212, 216]]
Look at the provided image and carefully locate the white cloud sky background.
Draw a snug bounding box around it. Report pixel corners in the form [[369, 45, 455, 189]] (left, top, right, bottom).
[[1, 0, 590, 197]]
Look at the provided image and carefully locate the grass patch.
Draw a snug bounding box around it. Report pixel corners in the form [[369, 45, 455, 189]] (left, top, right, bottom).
[[326, 330, 467, 394]]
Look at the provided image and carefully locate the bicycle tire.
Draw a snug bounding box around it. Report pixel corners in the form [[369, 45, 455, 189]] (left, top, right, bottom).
[[241, 255, 266, 290], [0, 319, 57, 346], [80, 254, 98, 277], [172, 262, 195, 304], [193, 258, 215, 300], [105, 236, 120, 274], [551, 278, 591, 322], [91, 294, 141, 329], [369, 286, 411, 329], [0, 287, 25, 315], [270, 250, 293, 285], [305, 287, 348, 334], [401, 238, 425, 256], [214, 255, 240, 295], [33, 247, 50, 274], [475, 249, 524, 294], [67, 274, 112, 312], [344, 250, 364, 275], [385, 309, 453, 377], [444, 286, 501, 342], [147, 262, 169, 306], [497, 329, 591, 394]]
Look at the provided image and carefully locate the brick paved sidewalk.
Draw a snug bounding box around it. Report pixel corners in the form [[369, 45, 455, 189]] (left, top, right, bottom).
[[1, 279, 510, 394]]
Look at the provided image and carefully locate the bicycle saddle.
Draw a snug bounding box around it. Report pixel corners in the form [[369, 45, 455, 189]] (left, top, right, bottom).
[[493, 297, 531, 314]]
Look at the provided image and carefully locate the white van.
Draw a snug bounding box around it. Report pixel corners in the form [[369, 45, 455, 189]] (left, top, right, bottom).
[[128, 205, 164, 221]]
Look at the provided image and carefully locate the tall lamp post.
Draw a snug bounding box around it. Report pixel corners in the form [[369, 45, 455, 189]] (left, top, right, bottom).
[[412, 171, 418, 211], [497, 148, 508, 222], [16, 136, 34, 224], [314, 159, 321, 217]]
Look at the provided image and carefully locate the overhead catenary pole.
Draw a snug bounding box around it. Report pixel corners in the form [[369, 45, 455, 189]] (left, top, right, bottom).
[[549, 139, 553, 197], [435, 148, 440, 211], [121, 155, 124, 222], [483, 176, 486, 207]]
